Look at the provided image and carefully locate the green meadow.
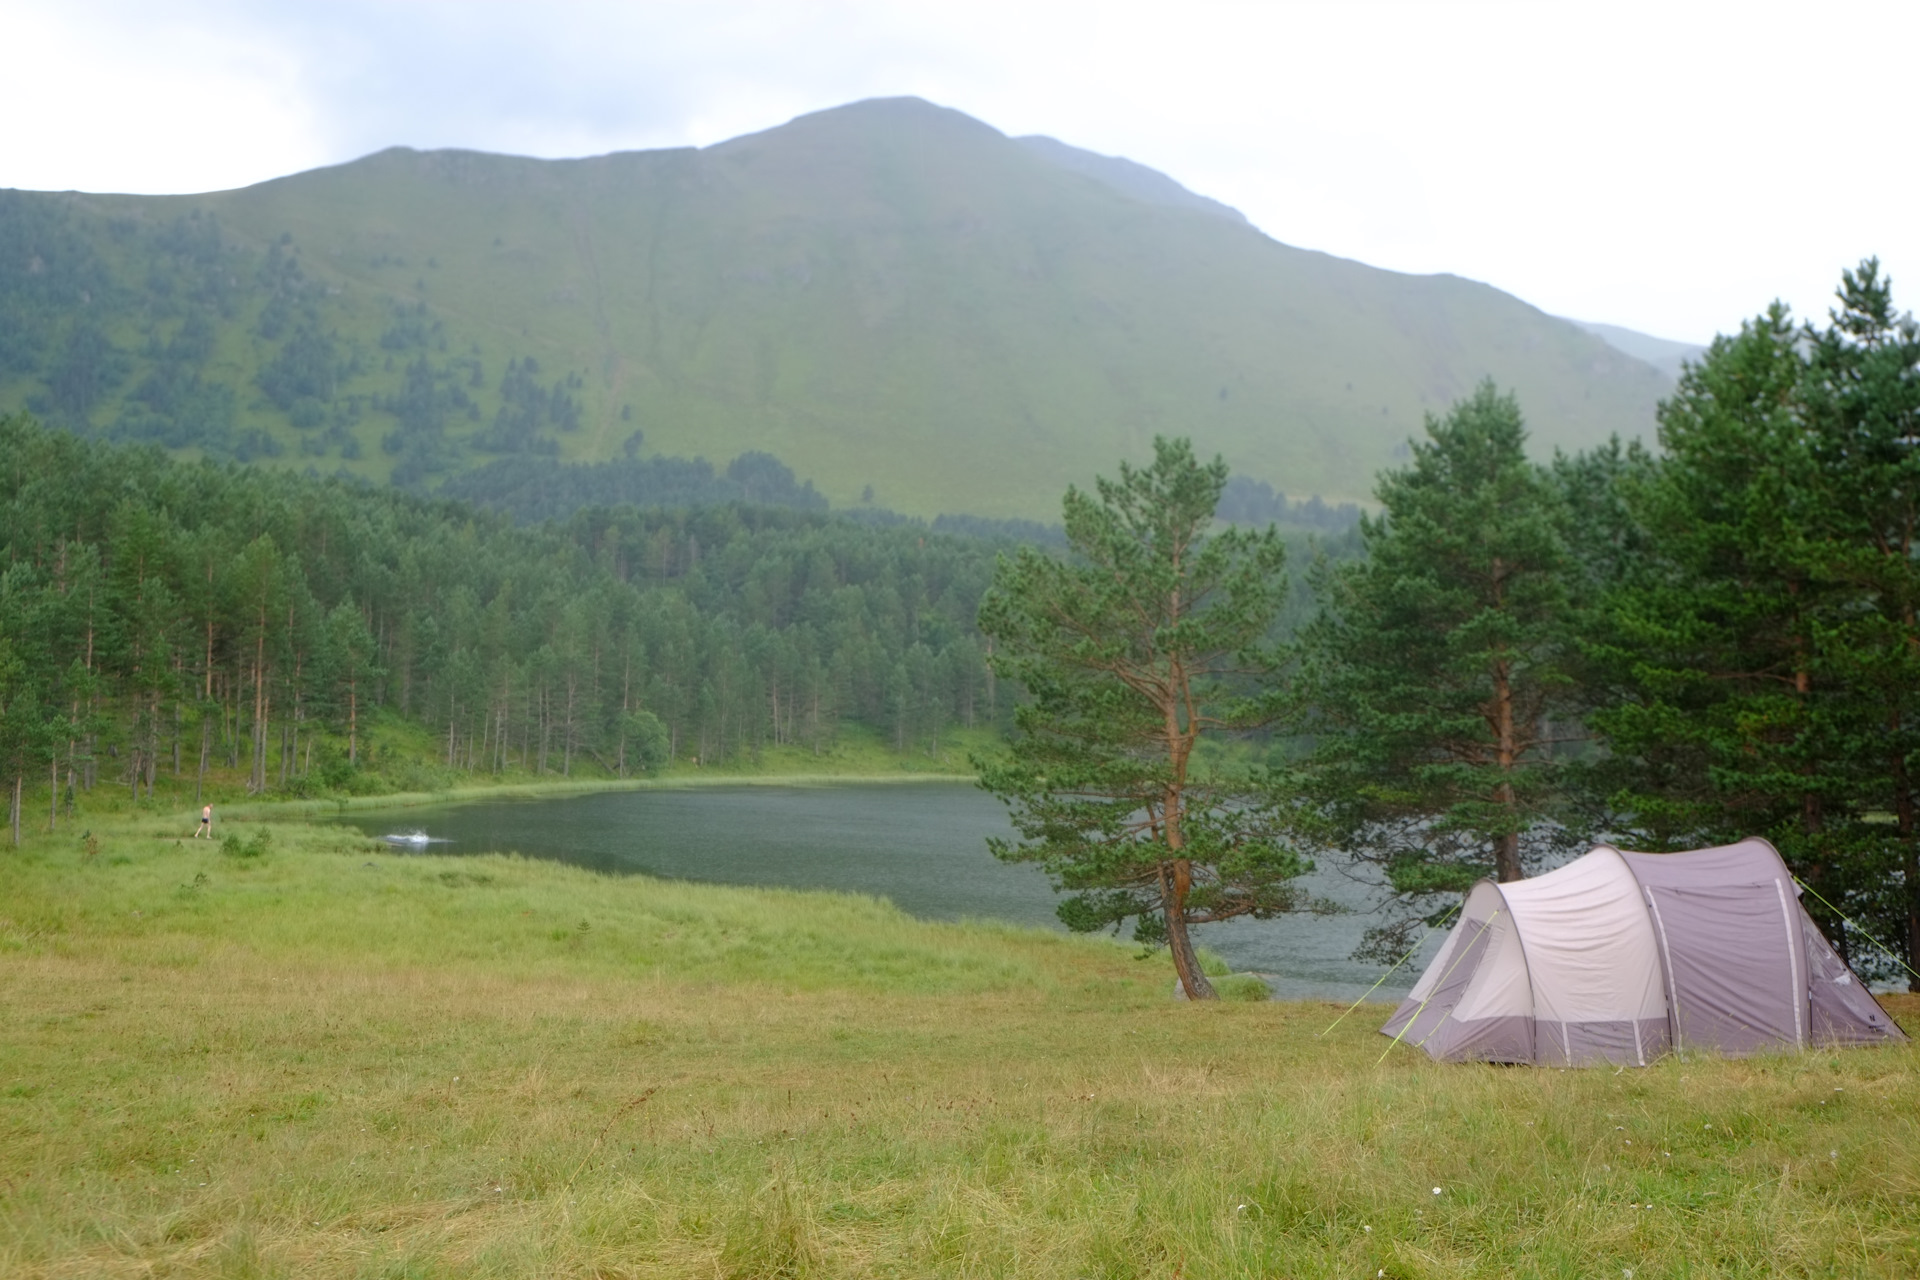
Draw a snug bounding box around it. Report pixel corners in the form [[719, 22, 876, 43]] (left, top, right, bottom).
[[2, 798, 1915, 1278]]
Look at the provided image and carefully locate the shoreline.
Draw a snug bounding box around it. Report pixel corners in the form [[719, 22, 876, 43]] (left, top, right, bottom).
[[218, 769, 980, 821]]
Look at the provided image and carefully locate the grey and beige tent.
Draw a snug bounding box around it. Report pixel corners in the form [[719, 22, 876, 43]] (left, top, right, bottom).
[[1382, 838, 1906, 1066]]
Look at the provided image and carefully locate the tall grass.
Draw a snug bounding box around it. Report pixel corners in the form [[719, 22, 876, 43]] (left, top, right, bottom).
[[2, 812, 1914, 1277]]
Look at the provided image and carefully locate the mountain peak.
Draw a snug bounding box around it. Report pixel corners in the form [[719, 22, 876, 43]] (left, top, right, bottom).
[[716, 96, 1007, 152]]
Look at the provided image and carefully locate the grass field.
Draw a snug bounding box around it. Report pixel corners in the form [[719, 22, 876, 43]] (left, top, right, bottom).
[[3, 806, 1916, 1278]]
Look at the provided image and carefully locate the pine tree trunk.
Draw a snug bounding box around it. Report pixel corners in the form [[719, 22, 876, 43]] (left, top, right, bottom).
[[1905, 842, 1920, 994], [10, 775, 20, 848], [1163, 859, 1216, 1000], [564, 675, 577, 777], [1493, 789, 1523, 883], [1897, 739, 1919, 992], [252, 622, 267, 793], [1491, 651, 1524, 882]]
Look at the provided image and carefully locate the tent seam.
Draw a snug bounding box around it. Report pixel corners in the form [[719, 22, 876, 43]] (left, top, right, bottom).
[[1774, 877, 1806, 1048], [1643, 886, 1684, 1056]]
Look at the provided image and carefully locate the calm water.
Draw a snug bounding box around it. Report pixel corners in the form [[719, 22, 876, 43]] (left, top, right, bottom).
[[335, 782, 1433, 1001]]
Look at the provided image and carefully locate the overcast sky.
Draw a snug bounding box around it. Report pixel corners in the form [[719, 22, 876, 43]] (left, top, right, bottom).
[[5, 0, 1914, 343]]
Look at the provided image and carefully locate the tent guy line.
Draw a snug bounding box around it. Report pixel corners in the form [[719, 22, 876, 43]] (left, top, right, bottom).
[[1377, 910, 1504, 1066], [1793, 876, 1920, 987], [1318, 901, 1460, 1040]]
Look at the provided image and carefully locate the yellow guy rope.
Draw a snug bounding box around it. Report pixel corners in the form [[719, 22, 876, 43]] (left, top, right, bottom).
[[1318, 901, 1462, 1039], [1375, 909, 1504, 1066], [1793, 876, 1920, 986]]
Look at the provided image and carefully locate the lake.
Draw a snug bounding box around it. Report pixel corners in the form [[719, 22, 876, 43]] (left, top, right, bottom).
[[333, 782, 1435, 1001]]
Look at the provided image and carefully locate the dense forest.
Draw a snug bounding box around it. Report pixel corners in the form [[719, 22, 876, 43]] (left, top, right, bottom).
[[0, 413, 1030, 831]]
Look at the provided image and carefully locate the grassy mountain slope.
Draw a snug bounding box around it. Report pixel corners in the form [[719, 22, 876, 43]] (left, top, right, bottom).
[[2, 97, 1670, 517]]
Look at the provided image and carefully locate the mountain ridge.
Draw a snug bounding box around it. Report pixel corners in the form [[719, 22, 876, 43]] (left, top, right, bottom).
[[0, 96, 1671, 517]]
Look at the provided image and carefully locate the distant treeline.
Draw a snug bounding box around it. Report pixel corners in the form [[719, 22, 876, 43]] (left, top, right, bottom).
[[1216, 476, 1362, 532], [435, 449, 1355, 546], [434, 449, 1085, 550], [0, 414, 1015, 823], [437, 450, 831, 522]]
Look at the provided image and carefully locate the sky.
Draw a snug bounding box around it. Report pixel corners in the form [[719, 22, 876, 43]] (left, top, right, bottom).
[[5, 0, 1915, 344]]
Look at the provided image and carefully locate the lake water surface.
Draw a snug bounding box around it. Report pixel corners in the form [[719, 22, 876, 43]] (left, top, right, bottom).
[[335, 782, 1435, 1001]]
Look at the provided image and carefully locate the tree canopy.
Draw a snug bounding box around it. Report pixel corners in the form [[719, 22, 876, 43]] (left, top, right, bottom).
[[1289, 382, 1585, 956], [1578, 262, 1920, 984]]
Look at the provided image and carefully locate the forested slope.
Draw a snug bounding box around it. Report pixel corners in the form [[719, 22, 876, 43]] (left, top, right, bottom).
[[0, 414, 1010, 817]]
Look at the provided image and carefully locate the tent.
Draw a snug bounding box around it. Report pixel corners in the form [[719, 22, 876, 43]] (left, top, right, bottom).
[[1381, 838, 1906, 1066]]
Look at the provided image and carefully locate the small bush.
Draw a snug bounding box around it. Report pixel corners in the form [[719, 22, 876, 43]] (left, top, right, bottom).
[[1214, 973, 1272, 1002], [222, 829, 271, 859]]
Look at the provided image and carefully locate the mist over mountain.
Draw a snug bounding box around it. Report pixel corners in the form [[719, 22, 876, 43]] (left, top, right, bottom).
[[0, 96, 1670, 518], [1570, 320, 1707, 380]]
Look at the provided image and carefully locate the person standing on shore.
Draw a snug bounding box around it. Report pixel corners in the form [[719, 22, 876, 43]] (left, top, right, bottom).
[[194, 804, 212, 838]]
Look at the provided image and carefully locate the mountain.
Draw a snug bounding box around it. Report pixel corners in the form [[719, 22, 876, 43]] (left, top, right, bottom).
[[0, 97, 1672, 518], [1014, 135, 1251, 225], [1571, 320, 1706, 381]]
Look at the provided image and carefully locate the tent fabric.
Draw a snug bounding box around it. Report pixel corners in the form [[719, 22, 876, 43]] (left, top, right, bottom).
[[1617, 843, 1809, 1054], [1381, 837, 1907, 1066]]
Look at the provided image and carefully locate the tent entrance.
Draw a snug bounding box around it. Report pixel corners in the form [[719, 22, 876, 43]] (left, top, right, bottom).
[[1380, 910, 1502, 1050]]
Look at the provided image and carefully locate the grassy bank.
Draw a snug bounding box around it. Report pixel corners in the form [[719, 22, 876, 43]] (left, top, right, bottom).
[[8, 715, 986, 830], [2, 813, 1917, 1278], [220, 769, 977, 824]]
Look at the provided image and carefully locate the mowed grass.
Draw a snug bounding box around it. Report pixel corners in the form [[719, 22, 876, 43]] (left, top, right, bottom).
[[2, 814, 1916, 1278]]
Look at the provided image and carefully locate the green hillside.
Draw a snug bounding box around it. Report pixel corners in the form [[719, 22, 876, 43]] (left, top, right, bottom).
[[0, 97, 1670, 518]]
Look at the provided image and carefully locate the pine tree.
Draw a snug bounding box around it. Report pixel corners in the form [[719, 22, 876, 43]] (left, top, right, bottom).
[[976, 437, 1309, 1000], [1293, 383, 1581, 955], [1586, 264, 1920, 984]]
